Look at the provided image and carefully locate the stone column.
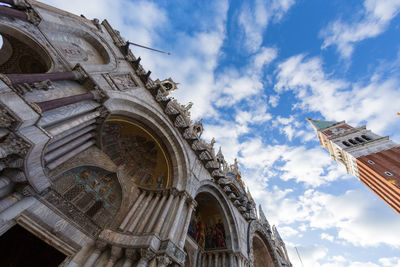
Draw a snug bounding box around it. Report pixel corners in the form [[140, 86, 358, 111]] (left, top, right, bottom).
[[136, 192, 161, 233], [50, 119, 96, 143], [34, 93, 94, 113], [0, 176, 12, 199], [168, 192, 187, 241], [228, 253, 234, 267], [144, 191, 167, 232], [48, 110, 100, 136], [47, 139, 95, 170], [0, 192, 22, 213], [207, 253, 212, 267], [47, 124, 96, 152], [178, 199, 196, 247], [156, 255, 172, 267], [66, 241, 94, 267], [153, 190, 175, 234], [221, 253, 226, 267], [83, 241, 107, 267], [120, 190, 146, 230], [215, 253, 219, 267], [44, 132, 95, 162], [0, 5, 29, 23], [105, 246, 123, 267], [121, 248, 136, 267], [136, 249, 155, 267], [127, 192, 153, 232], [7, 72, 77, 85], [201, 253, 207, 267]]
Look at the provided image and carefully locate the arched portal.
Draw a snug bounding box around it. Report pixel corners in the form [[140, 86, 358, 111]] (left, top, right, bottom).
[[101, 117, 172, 189], [188, 192, 228, 250], [0, 26, 52, 73], [253, 234, 274, 267]]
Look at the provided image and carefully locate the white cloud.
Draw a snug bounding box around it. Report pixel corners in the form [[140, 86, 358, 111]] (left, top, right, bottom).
[[275, 54, 400, 135], [238, 0, 295, 52], [321, 0, 400, 58], [320, 233, 334, 242], [379, 257, 400, 267]]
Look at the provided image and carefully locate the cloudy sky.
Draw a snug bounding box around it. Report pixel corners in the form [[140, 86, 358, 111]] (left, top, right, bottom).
[[40, 0, 400, 265]]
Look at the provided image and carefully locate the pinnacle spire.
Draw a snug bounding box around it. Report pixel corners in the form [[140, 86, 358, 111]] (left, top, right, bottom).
[[306, 117, 338, 131]]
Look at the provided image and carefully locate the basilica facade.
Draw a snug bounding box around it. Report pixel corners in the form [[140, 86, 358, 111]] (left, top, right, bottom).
[[0, 1, 292, 266]]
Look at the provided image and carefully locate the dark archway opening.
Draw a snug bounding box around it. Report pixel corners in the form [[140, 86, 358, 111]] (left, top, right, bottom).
[[253, 234, 274, 267], [0, 224, 66, 267]]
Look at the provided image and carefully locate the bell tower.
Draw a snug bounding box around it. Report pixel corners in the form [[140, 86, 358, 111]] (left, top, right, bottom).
[[307, 118, 400, 214]]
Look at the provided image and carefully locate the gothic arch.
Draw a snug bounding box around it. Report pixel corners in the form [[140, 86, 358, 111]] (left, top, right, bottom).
[[248, 221, 280, 267], [0, 24, 53, 73], [103, 94, 191, 191], [191, 180, 240, 251]]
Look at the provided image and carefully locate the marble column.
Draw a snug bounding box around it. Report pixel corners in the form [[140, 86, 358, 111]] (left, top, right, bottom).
[[144, 191, 167, 232], [50, 119, 96, 144], [66, 241, 94, 267], [221, 253, 226, 267], [120, 190, 146, 230], [0, 192, 22, 213], [156, 255, 172, 267], [44, 132, 95, 162], [168, 192, 187, 241], [105, 246, 123, 267], [83, 241, 107, 267], [137, 192, 161, 233], [0, 5, 28, 22], [201, 253, 207, 267], [0, 176, 12, 199], [34, 92, 94, 113], [121, 248, 136, 267], [47, 139, 95, 170], [46, 124, 96, 152], [136, 249, 155, 267], [207, 253, 212, 267], [215, 253, 219, 267], [7, 72, 77, 85], [178, 199, 196, 248], [228, 253, 234, 267], [153, 190, 175, 234], [127, 192, 153, 232], [48, 110, 100, 136]]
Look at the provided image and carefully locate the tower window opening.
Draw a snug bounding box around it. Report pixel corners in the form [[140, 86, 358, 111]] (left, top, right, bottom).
[[368, 160, 375, 165], [355, 137, 365, 143], [384, 171, 393, 177], [342, 141, 351, 147], [361, 135, 371, 141], [349, 139, 357, 145]]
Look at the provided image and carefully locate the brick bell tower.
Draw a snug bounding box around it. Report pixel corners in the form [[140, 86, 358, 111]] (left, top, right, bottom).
[[307, 118, 400, 214]]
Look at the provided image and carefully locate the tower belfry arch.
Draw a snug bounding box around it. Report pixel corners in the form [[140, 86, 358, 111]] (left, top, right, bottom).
[[0, 1, 292, 266]]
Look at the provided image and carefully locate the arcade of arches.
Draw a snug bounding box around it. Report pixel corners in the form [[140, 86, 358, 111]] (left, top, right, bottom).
[[0, 1, 292, 266]]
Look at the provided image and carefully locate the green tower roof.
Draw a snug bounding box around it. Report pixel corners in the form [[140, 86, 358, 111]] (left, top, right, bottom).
[[306, 118, 338, 130]]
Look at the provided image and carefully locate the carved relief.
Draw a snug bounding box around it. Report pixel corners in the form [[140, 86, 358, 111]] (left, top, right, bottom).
[[0, 107, 16, 129], [0, 133, 30, 159], [106, 73, 138, 91]]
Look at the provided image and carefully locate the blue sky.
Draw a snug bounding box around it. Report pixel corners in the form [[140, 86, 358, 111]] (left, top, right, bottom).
[[42, 0, 400, 265]]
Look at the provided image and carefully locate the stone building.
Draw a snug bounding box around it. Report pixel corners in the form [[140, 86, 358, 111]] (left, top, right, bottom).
[[307, 118, 400, 214], [0, 1, 292, 266]]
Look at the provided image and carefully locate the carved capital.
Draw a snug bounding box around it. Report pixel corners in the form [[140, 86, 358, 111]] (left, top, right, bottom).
[[156, 255, 172, 266], [110, 246, 123, 261], [0, 133, 30, 159], [125, 248, 138, 261], [95, 240, 108, 251], [170, 188, 179, 197], [11, 0, 32, 9], [140, 248, 155, 262], [26, 9, 41, 26], [0, 108, 15, 129]]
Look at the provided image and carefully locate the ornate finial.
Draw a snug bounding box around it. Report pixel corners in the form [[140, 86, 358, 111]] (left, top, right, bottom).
[[160, 78, 179, 95], [192, 119, 204, 137]]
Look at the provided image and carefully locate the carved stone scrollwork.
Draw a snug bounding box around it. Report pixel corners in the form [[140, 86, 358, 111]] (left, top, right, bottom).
[[13, 79, 54, 95], [0, 108, 16, 129], [109, 73, 138, 91], [91, 18, 102, 31], [0, 133, 30, 159], [139, 248, 155, 263], [156, 255, 172, 267], [155, 89, 171, 105], [26, 8, 42, 26], [156, 77, 179, 96]]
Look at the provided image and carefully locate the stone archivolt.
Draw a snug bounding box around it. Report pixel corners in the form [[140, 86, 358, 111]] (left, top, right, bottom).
[[0, 1, 292, 267]]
